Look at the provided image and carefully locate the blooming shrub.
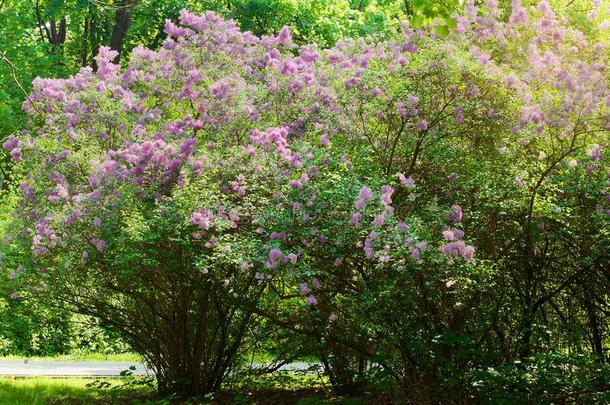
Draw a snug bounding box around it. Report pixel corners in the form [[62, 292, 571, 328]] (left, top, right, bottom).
[[251, 0, 609, 399], [2, 12, 336, 395], [2, 1, 609, 400]]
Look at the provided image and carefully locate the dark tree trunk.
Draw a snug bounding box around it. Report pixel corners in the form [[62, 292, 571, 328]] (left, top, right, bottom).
[[81, 13, 90, 67], [518, 312, 533, 358], [109, 0, 136, 63], [48, 17, 67, 65], [584, 296, 604, 360], [49, 17, 67, 49], [34, 0, 51, 44], [151, 295, 253, 397], [35, 0, 66, 58], [403, 0, 413, 16], [90, 10, 100, 71], [318, 336, 368, 396]]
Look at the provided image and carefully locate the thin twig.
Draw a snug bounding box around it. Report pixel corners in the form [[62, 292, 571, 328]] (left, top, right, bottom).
[[0, 50, 42, 114], [89, 0, 138, 10]]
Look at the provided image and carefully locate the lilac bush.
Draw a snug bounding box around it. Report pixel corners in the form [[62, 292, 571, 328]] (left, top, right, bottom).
[[1, 1, 609, 400], [247, 1, 608, 399], [1, 12, 338, 395]]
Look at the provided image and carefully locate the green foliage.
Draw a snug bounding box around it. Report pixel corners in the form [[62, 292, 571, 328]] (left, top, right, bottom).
[[471, 353, 610, 404], [0, 298, 130, 357], [0, 298, 70, 356], [0, 377, 153, 405]]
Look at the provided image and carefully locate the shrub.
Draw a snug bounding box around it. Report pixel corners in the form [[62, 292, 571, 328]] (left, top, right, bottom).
[[470, 353, 610, 404], [2, 1, 609, 400]]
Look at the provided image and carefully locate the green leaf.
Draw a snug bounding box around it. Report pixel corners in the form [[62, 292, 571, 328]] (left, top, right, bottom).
[[434, 24, 449, 37]]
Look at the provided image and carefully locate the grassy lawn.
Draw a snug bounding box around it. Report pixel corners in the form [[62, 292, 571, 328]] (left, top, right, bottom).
[[0, 353, 374, 404], [0, 377, 151, 405], [0, 373, 387, 404]]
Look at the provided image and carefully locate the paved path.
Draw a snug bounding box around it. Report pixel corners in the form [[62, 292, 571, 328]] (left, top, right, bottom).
[[242, 362, 320, 373], [0, 360, 150, 376], [0, 360, 320, 377]]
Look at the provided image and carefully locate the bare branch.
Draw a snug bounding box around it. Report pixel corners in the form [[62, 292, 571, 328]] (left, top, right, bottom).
[[0, 50, 42, 114]]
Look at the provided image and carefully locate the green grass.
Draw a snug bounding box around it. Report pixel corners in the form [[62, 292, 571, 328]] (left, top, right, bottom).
[[0, 375, 322, 405], [0, 352, 142, 362], [0, 377, 152, 405], [0, 374, 378, 404], [0, 377, 90, 405]]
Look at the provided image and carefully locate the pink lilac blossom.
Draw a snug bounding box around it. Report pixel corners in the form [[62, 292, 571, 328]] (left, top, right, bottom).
[[2, 136, 20, 150], [509, 0, 528, 26], [356, 187, 374, 211], [267, 248, 286, 269], [440, 240, 475, 260], [446, 205, 463, 224], [94, 239, 107, 252], [380, 185, 394, 206], [191, 208, 214, 230], [588, 144, 601, 161], [372, 213, 386, 227], [397, 173, 415, 187]]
